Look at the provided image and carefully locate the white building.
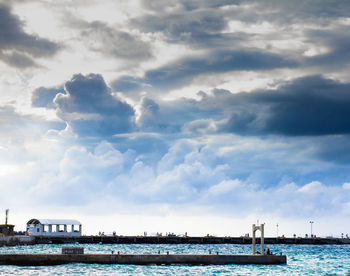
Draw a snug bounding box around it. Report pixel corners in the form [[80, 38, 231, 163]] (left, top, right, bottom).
[[26, 219, 82, 237]]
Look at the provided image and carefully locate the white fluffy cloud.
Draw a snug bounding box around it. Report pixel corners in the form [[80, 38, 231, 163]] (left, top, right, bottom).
[[2, 138, 349, 229]]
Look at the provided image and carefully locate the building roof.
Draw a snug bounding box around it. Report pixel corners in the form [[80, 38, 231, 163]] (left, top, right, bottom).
[[27, 219, 81, 225]]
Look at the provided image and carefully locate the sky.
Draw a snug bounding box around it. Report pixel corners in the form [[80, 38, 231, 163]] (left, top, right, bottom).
[[0, 0, 349, 238]]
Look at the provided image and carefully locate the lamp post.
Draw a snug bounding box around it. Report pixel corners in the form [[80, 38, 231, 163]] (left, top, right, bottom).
[[309, 221, 314, 237], [276, 223, 279, 237]]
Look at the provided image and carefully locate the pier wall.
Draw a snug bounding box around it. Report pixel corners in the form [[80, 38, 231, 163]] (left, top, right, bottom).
[[0, 236, 34, 246], [33, 236, 350, 245], [1, 235, 349, 246], [0, 253, 287, 265]]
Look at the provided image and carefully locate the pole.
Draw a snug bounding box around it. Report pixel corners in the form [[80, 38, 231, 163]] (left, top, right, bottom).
[[252, 224, 256, 255], [309, 221, 314, 237], [276, 223, 279, 237], [5, 209, 9, 225], [260, 224, 264, 256]]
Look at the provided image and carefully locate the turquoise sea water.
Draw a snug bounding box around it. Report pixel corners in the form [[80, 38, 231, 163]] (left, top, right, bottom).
[[0, 243, 349, 275]]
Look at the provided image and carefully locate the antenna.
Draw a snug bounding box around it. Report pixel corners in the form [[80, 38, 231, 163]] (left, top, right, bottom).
[[5, 209, 9, 225]]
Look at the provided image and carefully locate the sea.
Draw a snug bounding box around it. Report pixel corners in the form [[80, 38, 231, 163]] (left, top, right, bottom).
[[0, 243, 349, 275]]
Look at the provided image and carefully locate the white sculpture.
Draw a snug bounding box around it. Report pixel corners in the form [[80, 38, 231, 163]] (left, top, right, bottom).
[[252, 223, 265, 255]]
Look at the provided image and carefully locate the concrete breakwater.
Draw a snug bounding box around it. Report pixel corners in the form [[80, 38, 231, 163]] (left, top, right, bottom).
[[34, 236, 350, 245], [0, 236, 35, 246], [0, 253, 287, 266], [1, 235, 349, 246]]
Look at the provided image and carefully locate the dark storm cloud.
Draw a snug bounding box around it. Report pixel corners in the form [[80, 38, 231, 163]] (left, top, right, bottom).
[[134, 0, 350, 54], [135, 91, 232, 134], [137, 97, 198, 133], [0, 51, 38, 69], [113, 49, 296, 92], [305, 26, 350, 70], [133, 9, 227, 44], [0, 3, 59, 68], [32, 86, 65, 109], [134, 75, 350, 137], [54, 74, 135, 137], [132, 4, 250, 48], [205, 0, 350, 28], [69, 19, 152, 61], [248, 0, 350, 24], [219, 75, 350, 136]]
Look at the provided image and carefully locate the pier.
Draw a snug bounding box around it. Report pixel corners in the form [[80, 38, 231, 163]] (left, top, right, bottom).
[[33, 235, 350, 245], [1, 235, 349, 247], [0, 253, 286, 266]]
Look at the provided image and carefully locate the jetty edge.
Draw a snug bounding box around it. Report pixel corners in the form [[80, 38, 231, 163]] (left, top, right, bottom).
[[0, 253, 286, 266], [2, 235, 349, 246]]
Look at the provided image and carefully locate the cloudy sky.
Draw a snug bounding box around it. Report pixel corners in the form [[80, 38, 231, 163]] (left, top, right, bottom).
[[1, 0, 350, 237]]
